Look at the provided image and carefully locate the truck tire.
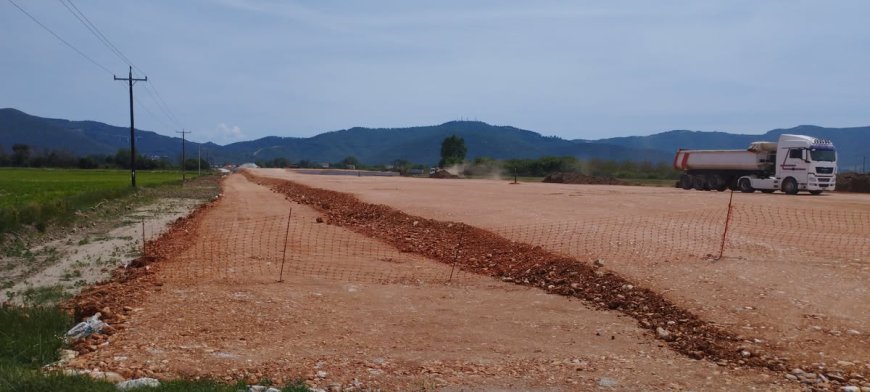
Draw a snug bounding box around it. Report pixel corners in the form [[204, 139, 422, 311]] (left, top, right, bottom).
[[738, 178, 755, 193], [692, 175, 707, 191], [782, 177, 798, 195], [680, 174, 692, 190], [709, 175, 728, 191]]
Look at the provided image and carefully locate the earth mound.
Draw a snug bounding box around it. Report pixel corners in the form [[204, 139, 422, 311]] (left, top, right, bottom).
[[837, 173, 870, 193], [542, 172, 626, 185]]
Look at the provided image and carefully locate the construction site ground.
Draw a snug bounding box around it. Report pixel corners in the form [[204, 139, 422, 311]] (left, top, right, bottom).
[[67, 170, 870, 391]]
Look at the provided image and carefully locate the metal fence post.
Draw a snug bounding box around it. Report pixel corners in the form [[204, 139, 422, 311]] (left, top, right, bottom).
[[717, 190, 735, 260], [278, 208, 292, 282]]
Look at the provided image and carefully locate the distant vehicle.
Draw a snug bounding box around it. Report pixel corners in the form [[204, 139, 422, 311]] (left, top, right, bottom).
[[673, 134, 837, 195]]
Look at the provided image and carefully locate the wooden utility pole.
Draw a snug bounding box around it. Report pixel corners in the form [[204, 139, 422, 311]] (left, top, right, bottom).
[[176, 129, 191, 184], [114, 66, 147, 187]]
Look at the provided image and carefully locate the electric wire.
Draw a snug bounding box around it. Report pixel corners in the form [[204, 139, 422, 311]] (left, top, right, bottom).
[[55, 0, 186, 130], [61, 0, 137, 67], [7, 0, 184, 138], [6, 0, 113, 75]]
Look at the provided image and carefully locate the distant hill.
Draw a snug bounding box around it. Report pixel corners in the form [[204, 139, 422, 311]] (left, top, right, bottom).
[[0, 108, 195, 159], [1, 108, 867, 169], [218, 121, 670, 164], [584, 125, 869, 170]]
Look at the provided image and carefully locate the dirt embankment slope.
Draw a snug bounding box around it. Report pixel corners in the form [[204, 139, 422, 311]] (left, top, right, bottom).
[[837, 173, 870, 193]]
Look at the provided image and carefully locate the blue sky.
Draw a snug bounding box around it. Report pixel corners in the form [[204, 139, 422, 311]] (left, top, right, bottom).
[[2, 1, 869, 144]]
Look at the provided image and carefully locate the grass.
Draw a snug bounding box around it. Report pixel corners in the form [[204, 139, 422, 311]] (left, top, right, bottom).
[[20, 285, 70, 307], [0, 306, 69, 367], [0, 168, 190, 235], [0, 305, 311, 391]]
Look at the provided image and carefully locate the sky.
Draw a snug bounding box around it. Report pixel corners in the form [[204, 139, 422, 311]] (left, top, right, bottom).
[[1, 0, 869, 145]]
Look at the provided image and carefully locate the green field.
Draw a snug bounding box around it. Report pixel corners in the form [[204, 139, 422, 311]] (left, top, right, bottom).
[[0, 168, 186, 234]]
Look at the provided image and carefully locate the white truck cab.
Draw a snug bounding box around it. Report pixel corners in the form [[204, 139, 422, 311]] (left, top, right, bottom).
[[741, 135, 837, 194]]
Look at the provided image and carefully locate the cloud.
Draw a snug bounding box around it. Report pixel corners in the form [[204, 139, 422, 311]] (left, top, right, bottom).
[[217, 123, 246, 143]]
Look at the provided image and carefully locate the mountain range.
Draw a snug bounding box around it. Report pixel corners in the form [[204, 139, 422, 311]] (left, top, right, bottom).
[[1, 108, 867, 170]]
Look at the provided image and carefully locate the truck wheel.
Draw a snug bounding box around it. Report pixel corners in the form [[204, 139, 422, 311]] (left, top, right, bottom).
[[710, 175, 728, 191], [738, 178, 755, 193], [680, 175, 692, 190], [809, 190, 822, 195], [782, 177, 798, 195], [692, 175, 707, 191]]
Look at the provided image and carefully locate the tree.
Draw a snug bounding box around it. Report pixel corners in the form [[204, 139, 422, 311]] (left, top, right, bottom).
[[11, 144, 30, 166], [392, 159, 411, 175], [0, 144, 8, 166], [341, 156, 360, 169], [439, 135, 467, 168]]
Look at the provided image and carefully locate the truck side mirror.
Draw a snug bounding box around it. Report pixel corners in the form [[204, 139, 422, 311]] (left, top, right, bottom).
[[802, 149, 810, 163]]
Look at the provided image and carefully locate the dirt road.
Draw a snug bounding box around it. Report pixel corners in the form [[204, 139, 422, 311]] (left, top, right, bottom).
[[252, 169, 870, 385], [69, 173, 794, 391]]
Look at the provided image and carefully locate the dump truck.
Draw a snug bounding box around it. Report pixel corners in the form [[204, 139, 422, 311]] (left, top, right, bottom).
[[673, 134, 837, 194]]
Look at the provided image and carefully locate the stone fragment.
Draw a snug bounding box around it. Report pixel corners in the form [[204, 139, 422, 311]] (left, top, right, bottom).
[[656, 327, 673, 341], [116, 377, 160, 390], [58, 349, 77, 362], [598, 377, 618, 387]]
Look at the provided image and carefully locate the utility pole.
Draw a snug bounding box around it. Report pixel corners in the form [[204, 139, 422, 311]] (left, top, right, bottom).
[[198, 144, 201, 176], [114, 66, 147, 187], [176, 129, 191, 184]]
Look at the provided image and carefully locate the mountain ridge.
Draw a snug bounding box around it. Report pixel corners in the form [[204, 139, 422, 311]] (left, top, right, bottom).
[[1, 108, 867, 169]]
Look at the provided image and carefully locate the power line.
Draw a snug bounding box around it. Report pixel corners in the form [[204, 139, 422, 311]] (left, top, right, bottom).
[[142, 83, 183, 127], [6, 0, 113, 75], [56, 0, 134, 67], [10, 0, 188, 137], [134, 92, 174, 131], [55, 0, 186, 130]]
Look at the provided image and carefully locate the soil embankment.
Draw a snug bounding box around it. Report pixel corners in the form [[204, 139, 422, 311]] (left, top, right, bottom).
[[837, 173, 870, 193]]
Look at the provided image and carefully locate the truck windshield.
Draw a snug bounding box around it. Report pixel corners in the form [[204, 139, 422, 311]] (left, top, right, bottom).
[[810, 149, 836, 162]]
